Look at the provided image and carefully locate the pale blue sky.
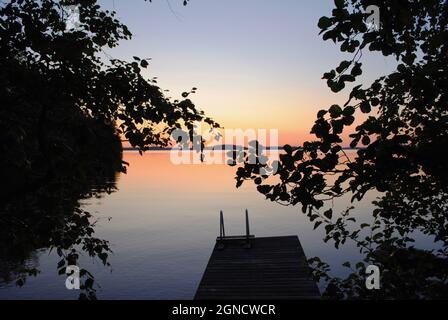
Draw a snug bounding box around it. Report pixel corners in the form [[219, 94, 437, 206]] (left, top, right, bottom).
[[100, 0, 396, 145]]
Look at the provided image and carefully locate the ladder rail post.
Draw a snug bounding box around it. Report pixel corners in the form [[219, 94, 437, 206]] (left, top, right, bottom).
[[220, 210, 225, 240], [245, 209, 250, 247], [217, 210, 226, 250]]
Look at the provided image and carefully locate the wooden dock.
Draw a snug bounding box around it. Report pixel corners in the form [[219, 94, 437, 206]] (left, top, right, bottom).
[[194, 235, 321, 299]]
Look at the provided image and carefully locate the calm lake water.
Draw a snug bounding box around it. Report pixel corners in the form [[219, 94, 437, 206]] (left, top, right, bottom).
[[0, 151, 382, 299]]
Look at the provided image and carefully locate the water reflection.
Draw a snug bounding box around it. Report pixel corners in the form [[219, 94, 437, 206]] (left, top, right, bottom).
[[0, 151, 372, 299], [0, 168, 119, 299], [1, 151, 444, 299]]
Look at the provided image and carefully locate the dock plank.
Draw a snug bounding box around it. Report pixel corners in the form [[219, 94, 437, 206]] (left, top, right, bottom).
[[194, 236, 320, 300]]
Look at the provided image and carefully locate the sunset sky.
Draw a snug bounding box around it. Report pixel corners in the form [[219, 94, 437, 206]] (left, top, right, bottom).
[[102, 0, 396, 146]]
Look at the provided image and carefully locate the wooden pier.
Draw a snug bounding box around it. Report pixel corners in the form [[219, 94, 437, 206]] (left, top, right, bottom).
[[194, 235, 321, 299]]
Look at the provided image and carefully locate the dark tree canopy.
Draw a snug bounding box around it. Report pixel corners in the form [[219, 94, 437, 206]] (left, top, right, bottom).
[[1, 0, 217, 199], [235, 0, 448, 298], [0, 0, 215, 298]]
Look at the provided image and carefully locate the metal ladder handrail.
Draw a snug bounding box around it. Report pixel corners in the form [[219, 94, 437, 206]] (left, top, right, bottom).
[[219, 210, 225, 240], [217, 209, 253, 249]]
